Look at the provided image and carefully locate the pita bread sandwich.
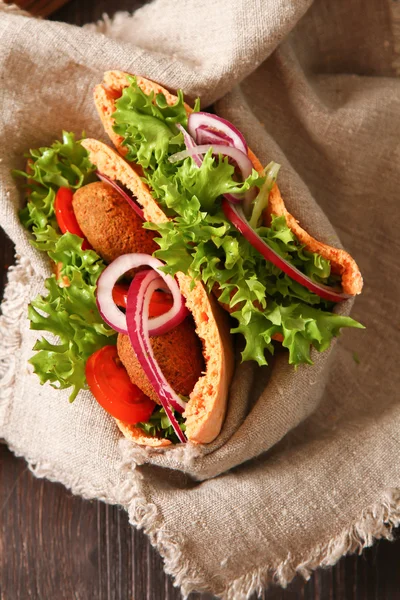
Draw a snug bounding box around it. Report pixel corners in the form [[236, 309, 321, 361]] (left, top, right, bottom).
[[15, 72, 363, 446]]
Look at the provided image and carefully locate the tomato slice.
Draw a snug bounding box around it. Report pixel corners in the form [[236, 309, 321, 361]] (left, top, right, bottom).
[[112, 283, 130, 309], [112, 282, 173, 317], [149, 290, 174, 317], [85, 345, 156, 423], [272, 333, 284, 343], [55, 187, 92, 250]]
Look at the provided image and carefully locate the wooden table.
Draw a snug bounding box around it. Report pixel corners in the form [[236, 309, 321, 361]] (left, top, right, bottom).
[[1, 1, 400, 598]]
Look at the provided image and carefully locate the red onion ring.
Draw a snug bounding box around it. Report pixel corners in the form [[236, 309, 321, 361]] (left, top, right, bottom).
[[96, 254, 189, 334], [196, 125, 234, 147], [176, 124, 202, 167], [187, 117, 253, 204], [222, 199, 351, 303], [126, 269, 187, 442], [188, 112, 247, 154], [96, 171, 145, 220], [169, 144, 252, 177]]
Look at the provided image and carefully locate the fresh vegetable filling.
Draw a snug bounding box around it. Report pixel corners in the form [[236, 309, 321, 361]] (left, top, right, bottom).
[[112, 77, 363, 367]]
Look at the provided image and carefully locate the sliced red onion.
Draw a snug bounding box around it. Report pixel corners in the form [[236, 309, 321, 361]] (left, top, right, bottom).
[[176, 123, 202, 168], [169, 143, 252, 178], [196, 125, 234, 147], [188, 114, 253, 204], [188, 112, 247, 154], [96, 171, 145, 220], [126, 269, 187, 442], [222, 199, 351, 303], [96, 254, 189, 334], [223, 193, 245, 204]]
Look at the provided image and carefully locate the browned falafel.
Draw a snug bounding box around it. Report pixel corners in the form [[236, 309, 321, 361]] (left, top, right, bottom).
[[117, 317, 205, 405], [72, 181, 157, 264]]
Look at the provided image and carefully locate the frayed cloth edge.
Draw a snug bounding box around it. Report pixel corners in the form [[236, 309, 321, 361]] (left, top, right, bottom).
[[2, 258, 400, 598], [0, 255, 34, 432], [221, 489, 400, 600], [119, 445, 400, 600], [6, 438, 400, 599]]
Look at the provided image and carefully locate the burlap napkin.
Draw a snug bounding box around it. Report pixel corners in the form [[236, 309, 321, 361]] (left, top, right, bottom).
[[1, 0, 400, 597]]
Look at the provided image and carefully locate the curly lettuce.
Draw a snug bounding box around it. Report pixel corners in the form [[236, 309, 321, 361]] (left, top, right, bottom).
[[112, 77, 363, 367], [15, 133, 116, 401], [146, 200, 363, 366], [113, 75, 198, 171], [15, 131, 96, 253], [29, 235, 116, 401], [138, 407, 186, 443]]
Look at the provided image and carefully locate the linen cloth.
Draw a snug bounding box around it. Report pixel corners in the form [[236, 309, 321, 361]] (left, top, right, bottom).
[[1, 0, 400, 597]]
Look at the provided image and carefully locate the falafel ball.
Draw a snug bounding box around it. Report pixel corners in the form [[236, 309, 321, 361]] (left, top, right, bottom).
[[117, 317, 205, 404], [72, 181, 157, 264]]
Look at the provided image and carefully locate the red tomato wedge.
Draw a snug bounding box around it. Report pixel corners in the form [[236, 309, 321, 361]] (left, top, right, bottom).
[[112, 283, 130, 309], [85, 345, 156, 423], [55, 187, 92, 250], [149, 290, 174, 317], [112, 282, 174, 317], [272, 333, 284, 343]]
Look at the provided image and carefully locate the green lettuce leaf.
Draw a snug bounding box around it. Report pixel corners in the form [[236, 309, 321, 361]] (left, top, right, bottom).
[[138, 407, 186, 443], [15, 131, 96, 253], [28, 234, 116, 401], [151, 148, 263, 213], [146, 203, 364, 366], [14, 134, 116, 401], [113, 76, 191, 170]]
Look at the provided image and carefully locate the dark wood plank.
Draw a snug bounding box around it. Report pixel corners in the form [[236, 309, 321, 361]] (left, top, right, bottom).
[[2, 435, 400, 599], [4, 0, 70, 17], [0, 231, 15, 304], [2, 1, 400, 598], [50, 0, 150, 26]]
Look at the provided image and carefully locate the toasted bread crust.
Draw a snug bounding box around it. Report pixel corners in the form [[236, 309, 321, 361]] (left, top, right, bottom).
[[265, 185, 363, 295], [115, 420, 172, 447]]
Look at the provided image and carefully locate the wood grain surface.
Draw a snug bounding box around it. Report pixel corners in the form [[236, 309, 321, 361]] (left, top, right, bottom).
[[4, 0, 71, 17], [1, 1, 400, 598]]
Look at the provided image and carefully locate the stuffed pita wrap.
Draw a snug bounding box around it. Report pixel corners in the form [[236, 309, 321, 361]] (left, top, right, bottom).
[[14, 72, 364, 447]]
